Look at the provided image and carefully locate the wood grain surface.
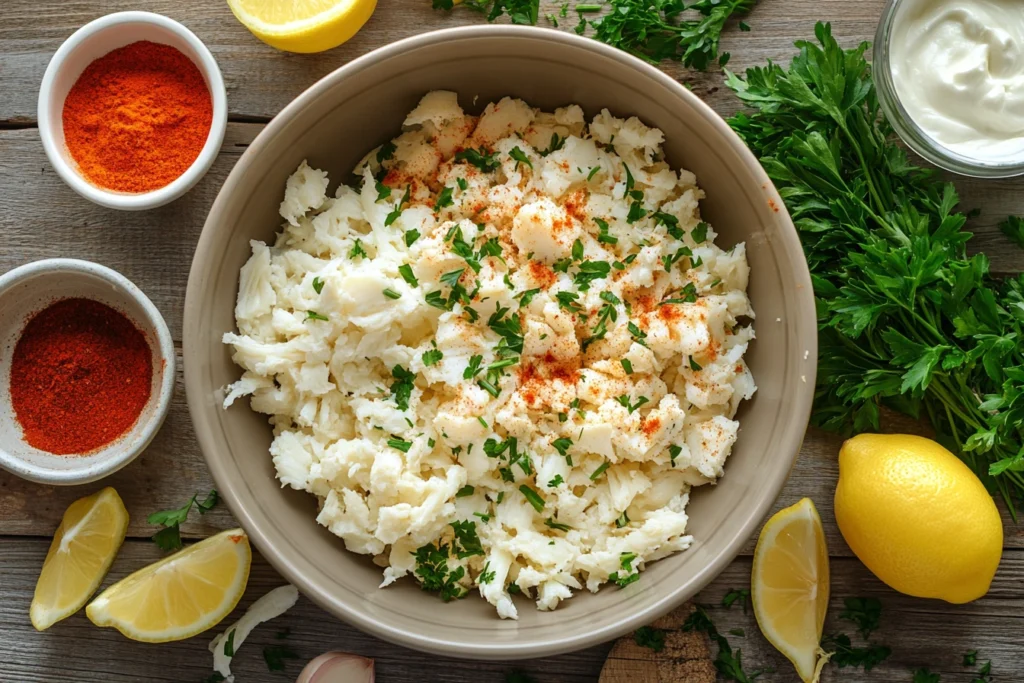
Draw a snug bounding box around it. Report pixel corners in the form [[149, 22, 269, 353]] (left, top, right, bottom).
[[3, 0, 1024, 681]]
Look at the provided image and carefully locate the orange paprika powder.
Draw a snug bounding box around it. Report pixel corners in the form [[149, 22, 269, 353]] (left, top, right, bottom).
[[62, 40, 213, 193]]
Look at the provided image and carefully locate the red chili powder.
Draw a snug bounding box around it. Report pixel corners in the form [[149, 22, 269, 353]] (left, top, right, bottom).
[[62, 40, 213, 193], [10, 299, 153, 455]]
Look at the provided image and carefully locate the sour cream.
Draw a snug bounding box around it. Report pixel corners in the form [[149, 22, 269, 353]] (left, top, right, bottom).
[[890, 0, 1024, 161]]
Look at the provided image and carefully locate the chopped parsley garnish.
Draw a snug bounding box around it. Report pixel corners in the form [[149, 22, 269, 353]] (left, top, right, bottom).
[[572, 238, 584, 261], [384, 185, 411, 226], [312, 276, 325, 294], [662, 245, 692, 272], [722, 588, 750, 612], [374, 179, 391, 202], [349, 239, 368, 259], [594, 217, 618, 244], [434, 186, 455, 212], [669, 444, 682, 465], [573, 260, 611, 289], [616, 511, 630, 527], [582, 299, 618, 350], [548, 474, 565, 487], [147, 490, 218, 551], [683, 604, 769, 682], [821, 634, 892, 671], [262, 644, 299, 672], [634, 626, 666, 652], [387, 437, 412, 452], [517, 288, 541, 307], [464, 355, 484, 379], [589, 460, 611, 480], [383, 288, 402, 299], [509, 146, 533, 170], [457, 177, 469, 191], [519, 484, 546, 512], [479, 561, 496, 584], [626, 199, 647, 224], [454, 147, 501, 172], [398, 264, 418, 287], [691, 221, 709, 243], [376, 141, 396, 164], [390, 364, 415, 410], [488, 305, 525, 354], [223, 629, 236, 657], [423, 347, 444, 366], [540, 133, 566, 156], [621, 358, 633, 374], [660, 282, 698, 305], [652, 211, 684, 239], [839, 597, 883, 639], [615, 394, 649, 414], [404, 229, 421, 247], [552, 437, 573, 465], [414, 541, 467, 602], [305, 310, 329, 321], [556, 290, 582, 312], [545, 517, 572, 532], [451, 520, 485, 558], [622, 162, 635, 199], [587, 165, 601, 181], [689, 356, 703, 371], [627, 321, 648, 347]]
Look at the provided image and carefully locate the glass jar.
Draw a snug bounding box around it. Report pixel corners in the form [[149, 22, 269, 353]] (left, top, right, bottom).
[[873, 0, 1024, 178]]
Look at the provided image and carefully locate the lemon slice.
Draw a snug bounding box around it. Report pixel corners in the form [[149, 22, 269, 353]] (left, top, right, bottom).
[[226, 0, 377, 53], [30, 487, 129, 631], [86, 528, 251, 642], [751, 498, 830, 683]]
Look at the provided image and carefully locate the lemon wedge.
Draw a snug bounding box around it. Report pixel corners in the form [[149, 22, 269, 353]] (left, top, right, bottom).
[[30, 487, 129, 631], [751, 498, 830, 683], [86, 528, 251, 642], [226, 0, 377, 53]]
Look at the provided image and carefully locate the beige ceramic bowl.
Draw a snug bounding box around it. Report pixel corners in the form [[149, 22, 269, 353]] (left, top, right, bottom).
[[185, 26, 816, 659]]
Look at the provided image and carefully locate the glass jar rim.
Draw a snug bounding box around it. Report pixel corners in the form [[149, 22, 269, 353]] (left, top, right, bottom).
[[874, 0, 1024, 179]]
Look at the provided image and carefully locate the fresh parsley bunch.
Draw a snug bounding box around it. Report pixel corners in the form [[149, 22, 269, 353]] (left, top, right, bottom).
[[432, 0, 540, 25], [725, 23, 1024, 510], [588, 0, 755, 69]]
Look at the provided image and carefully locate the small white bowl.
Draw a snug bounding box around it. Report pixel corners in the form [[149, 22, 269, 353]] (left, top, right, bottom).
[[0, 259, 176, 485], [37, 12, 228, 211]]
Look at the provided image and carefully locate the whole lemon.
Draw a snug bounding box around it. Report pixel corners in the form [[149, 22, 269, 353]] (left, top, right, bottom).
[[834, 433, 1002, 603]]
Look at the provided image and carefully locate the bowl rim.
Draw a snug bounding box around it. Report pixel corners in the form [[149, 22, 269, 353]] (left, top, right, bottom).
[[37, 11, 228, 211], [0, 258, 176, 485], [185, 24, 816, 659]]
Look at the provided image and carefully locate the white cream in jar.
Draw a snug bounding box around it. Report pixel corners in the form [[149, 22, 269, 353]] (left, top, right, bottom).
[[890, 0, 1024, 161]]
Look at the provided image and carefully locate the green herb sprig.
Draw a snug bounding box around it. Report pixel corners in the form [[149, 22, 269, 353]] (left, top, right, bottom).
[[147, 490, 218, 551], [726, 22, 1024, 511]]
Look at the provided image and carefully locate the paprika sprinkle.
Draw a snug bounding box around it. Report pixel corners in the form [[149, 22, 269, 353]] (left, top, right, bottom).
[[10, 299, 153, 455], [62, 40, 213, 193]]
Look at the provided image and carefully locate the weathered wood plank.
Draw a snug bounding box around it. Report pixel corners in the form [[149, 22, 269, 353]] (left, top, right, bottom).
[[3, 537, 1022, 682], [0, 0, 887, 124], [0, 123, 261, 343]]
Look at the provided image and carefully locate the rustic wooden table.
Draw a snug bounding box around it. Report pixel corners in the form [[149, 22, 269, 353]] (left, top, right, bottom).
[[3, 1, 1024, 681]]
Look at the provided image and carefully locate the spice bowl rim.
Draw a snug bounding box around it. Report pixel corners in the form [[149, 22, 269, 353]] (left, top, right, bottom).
[[37, 11, 228, 211], [0, 258, 176, 485]]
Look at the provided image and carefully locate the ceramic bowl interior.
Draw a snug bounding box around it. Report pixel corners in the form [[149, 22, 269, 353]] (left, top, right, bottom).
[[185, 27, 817, 659], [0, 259, 175, 484], [37, 11, 227, 211]]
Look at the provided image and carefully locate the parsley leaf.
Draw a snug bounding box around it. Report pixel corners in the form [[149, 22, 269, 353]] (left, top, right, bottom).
[[262, 645, 299, 672], [147, 491, 218, 551], [414, 541, 467, 602], [509, 146, 533, 171], [390, 364, 415, 410], [454, 147, 502, 172], [634, 625, 666, 652]]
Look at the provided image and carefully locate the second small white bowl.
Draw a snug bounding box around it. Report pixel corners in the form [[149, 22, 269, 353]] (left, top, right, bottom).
[[37, 11, 228, 211], [0, 259, 176, 485]]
